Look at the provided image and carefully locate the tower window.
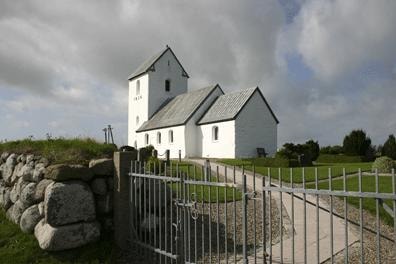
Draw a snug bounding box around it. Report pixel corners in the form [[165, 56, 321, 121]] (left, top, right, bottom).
[[136, 80, 140, 95], [212, 126, 219, 141], [136, 116, 139, 126], [165, 79, 171, 92], [169, 130, 174, 143], [145, 134, 149, 145], [157, 132, 162, 145]]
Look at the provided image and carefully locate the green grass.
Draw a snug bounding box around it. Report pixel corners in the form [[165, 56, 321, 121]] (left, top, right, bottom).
[[306, 176, 395, 226], [0, 209, 114, 263], [219, 159, 372, 183], [162, 162, 242, 203], [0, 138, 117, 165]]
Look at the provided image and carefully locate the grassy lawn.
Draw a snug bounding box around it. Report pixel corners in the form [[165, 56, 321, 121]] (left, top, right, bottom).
[[307, 175, 395, 226], [155, 162, 243, 203], [219, 159, 372, 183], [0, 138, 116, 166], [0, 210, 113, 263]]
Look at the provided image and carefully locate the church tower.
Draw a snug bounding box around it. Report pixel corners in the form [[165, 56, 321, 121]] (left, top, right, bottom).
[[127, 46, 189, 147]]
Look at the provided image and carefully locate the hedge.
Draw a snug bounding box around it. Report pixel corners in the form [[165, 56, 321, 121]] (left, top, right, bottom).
[[250, 157, 300, 168], [316, 154, 366, 163]]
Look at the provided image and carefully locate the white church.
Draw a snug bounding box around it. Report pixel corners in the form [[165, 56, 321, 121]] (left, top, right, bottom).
[[128, 46, 278, 159]]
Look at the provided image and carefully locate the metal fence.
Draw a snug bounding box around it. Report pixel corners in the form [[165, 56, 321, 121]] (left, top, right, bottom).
[[128, 161, 396, 263]]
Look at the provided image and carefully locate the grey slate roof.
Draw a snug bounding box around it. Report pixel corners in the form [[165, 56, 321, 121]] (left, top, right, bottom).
[[128, 46, 189, 80], [197, 87, 279, 125], [136, 85, 222, 132]]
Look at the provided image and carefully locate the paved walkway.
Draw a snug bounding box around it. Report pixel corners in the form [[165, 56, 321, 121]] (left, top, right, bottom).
[[187, 159, 359, 264]]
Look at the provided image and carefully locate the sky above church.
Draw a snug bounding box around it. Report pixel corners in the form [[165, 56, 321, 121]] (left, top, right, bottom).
[[1, 0, 396, 148]]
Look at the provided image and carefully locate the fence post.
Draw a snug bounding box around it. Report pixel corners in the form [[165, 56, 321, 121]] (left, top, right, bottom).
[[242, 174, 248, 264], [113, 150, 137, 250]]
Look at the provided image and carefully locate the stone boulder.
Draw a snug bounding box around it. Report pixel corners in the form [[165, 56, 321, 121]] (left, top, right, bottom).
[[45, 181, 96, 226], [34, 219, 101, 251], [17, 154, 26, 164], [0, 186, 12, 210], [45, 164, 93, 182], [34, 179, 53, 202], [10, 177, 28, 203], [90, 178, 107, 195], [89, 158, 113, 176], [95, 193, 113, 215], [20, 182, 37, 206], [20, 204, 42, 233], [32, 163, 46, 182], [3, 154, 17, 185], [0, 152, 10, 162], [21, 161, 36, 182], [7, 200, 29, 224], [11, 162, 24, 184]]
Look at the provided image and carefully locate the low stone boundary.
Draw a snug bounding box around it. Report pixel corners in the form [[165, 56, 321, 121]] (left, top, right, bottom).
[[0, 152, 114, 251]]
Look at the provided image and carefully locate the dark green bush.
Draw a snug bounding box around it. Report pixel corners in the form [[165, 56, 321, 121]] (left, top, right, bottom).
[[343, 129, 371, 156], [145, 156, 165, 174], [316, 154, 366, 163], [138, 145, 155, 162], [320, 145, 344, 154], [305, 140, 320, 161], [382, 134, 396, 160]]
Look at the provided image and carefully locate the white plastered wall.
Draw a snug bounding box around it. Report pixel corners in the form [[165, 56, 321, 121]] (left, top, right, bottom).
[[234, 91, 277, 157], [136, 125, 186, 159], [200, 121, 236, 158], [184, 86, 224, 157]]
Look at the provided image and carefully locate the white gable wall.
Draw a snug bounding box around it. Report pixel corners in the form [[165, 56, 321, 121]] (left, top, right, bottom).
[[185, 86, 224, 157], [148, 50, 188, 118], [128, 74, 149, 147], [200, 121, 236, 158], [136, 125, 186, 159], [234, 91, 277, 157]]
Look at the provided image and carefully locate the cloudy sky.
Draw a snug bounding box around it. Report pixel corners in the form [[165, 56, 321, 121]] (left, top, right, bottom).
[[1, 0, 396, 147]]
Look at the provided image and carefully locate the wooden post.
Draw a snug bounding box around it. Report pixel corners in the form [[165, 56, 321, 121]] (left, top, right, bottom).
[[113, 150, 137, 250]]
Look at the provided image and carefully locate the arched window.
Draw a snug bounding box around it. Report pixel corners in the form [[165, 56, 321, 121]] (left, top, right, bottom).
[[145, 134, 149, 145], [165, 79, 171, 92], [157, 132, 162, 145], [136, 116, 139, 126], [212, 126, 219, 141], [136, 80, 140, 95], [169, 130, 174, 143]]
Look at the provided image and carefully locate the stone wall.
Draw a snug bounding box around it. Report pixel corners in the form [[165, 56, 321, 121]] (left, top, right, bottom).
[[0, 152, 114, 251]]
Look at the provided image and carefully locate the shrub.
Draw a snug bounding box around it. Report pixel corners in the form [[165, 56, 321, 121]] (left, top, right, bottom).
[[320, 145, 344, 154], [316, 154, 366, 163], [343, 129, 371, 156], [305, 140, 320, 161], [145, 156, 165, 174], [382, 134, 396, 160], [276, 141, 314, 166], [372, 156, 395, 173], [138, 145, 155, 162]]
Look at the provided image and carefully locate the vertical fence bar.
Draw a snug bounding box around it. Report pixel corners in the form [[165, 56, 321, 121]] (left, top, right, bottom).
[[375, 169, 380, 264], [315, 168, 319, 264], [242, 172, 248, 264], [329, 168, 334, 264], [268, 168, 272, 263], [303, 168, 307, 264], [201, 166, 205, 263], [262, 172, 266, 264], [279, 168, 283, 263], [187, 165, 191, 263], [154, 163, 158, 261], [143, 162, 147, 260], [393, 169, 396, 260], [208, 166, 212, 263], [170, 163, 174, 263], [194, 165, 198, 263], [233, 166, 237, 264], [129, 161, 134, 247], [343, 168, 348, 264], [216, 166, 220, 263], [159, 162, 163, 264], [253, 166, 257, 263], [358, 169, 364, 264], [224, 166, 228, 263], [183, 166, 187, 263], [134, 161, 139, 253], [164, 163, 168, 264], [291, 168, 295, 264]]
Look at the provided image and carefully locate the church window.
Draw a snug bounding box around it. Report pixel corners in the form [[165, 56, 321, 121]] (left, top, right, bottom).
[[169, 130, 174, 143], [212, 126, 219, 141], [136, 80, 140, 95], [136, 116, 139, 126], [165, 79, 171, 92], [145, 134, 149, 145], [157, 132, 162, 145]]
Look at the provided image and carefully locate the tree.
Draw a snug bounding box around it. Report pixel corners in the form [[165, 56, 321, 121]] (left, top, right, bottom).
[[305, 140, 320, 161], [342, 129, 371, 156], [382, 134, 396, 160]]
